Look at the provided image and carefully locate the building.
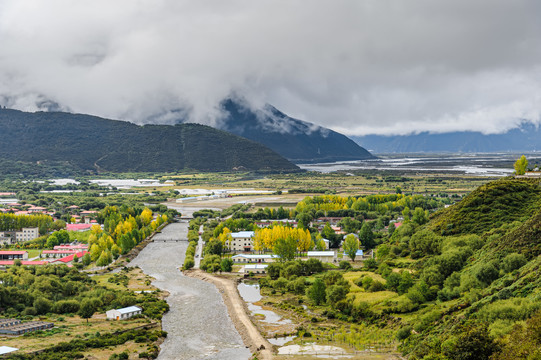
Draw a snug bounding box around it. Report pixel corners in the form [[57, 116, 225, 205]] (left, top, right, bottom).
[[0, 320, 53, 335], [0, 260, 48, 268], [54, 244, 89, 251], [50, 251, 89, 265], [243, 264, 268, 274], [0, 346, 18, 356], [307, 251, 336, 263], [106, 306, 143, 320], [0, 251, 28, 261], [229, 231, 255, 252], [232, 254, 279, 263], [15, 227, 39, 242], [66, 224, 94, 232]]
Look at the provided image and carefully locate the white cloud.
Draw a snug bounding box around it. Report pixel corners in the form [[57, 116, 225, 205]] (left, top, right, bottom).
[[0, 0, 540, 135]]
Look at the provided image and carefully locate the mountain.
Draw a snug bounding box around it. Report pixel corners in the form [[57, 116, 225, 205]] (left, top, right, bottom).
[[214, 100, 375, 163], [352, 122, 541, 153], [0, 108, 299, 173]]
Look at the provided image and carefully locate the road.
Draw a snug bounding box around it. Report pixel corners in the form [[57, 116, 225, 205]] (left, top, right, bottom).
[[194, 224, 204, 269]]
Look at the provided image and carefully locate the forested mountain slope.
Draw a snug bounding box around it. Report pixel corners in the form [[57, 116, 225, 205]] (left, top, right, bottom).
[[0, 108, 299, 172], [216, 100, 375, 163]]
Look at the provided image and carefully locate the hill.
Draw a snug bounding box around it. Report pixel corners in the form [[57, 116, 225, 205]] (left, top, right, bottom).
[[0, 108, 299, 173], [352, 122, 541, 153], [215, 100, 375, 163]]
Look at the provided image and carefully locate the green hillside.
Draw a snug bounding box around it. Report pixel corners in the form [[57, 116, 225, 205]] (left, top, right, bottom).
[[384, 177, 541, 359], [0, 108, 299, 173], [429, 178, 541, 236]]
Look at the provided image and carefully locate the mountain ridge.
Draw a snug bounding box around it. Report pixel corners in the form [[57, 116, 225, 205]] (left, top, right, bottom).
[[352, 122, 541, 153], [213, 100, 376, 163], [0, 108, 299, 173]]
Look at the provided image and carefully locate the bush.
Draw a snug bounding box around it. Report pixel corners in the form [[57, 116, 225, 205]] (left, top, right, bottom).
[[339, 260, 352, 270], [396, 326, 412, 341], [220, 258, 233, 272], [502, 253, 527, 273]]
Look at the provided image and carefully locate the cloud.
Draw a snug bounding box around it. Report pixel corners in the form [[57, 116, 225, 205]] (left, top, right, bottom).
[[0, 0, 540, 135]]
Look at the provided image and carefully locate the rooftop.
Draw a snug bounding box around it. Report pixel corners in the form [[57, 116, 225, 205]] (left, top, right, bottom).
[[114, 306, 142, 314]]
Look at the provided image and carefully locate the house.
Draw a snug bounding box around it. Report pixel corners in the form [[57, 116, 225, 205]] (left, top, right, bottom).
[[0, 260, 48, 268], [307, 250, 336, 263], [50, 251, 89, 264], [54, 244, 89, 251], [229, 231, 255, 252], [15, 227, 39, 242], [0, 346, 18, 356], [243, 264, 268, 274], [106, 306, 143, 320], [232, 254, 279, 263], [0, 251, 28, 260], [66, 223, 93, 232]]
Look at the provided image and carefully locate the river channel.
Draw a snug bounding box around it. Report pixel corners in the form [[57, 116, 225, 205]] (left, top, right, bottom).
[[129, 221, 251, 360]]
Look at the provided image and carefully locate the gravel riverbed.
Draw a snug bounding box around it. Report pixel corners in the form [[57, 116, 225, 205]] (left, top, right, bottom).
[[129, 222, 251, 360]]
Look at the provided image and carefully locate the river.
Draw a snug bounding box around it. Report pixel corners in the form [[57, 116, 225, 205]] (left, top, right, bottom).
[[129, 222, 251, 360]]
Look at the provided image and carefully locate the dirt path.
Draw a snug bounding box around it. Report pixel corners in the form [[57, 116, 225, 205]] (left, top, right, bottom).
[[186, 270, 274, 360]]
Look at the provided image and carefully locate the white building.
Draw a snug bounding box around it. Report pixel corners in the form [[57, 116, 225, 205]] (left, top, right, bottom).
[[230, 231, 255, 252], [15, 227, 39, 242], [307, 251, 336, 263], [106, 306, 142, 320], [243, 264, 268, 274], [232, 254, 279, 263]]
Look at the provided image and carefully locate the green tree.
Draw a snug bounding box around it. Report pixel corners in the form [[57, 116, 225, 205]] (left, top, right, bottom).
[[220, 258, 233, 272], [343, 234, 359, 261], [273, 237, 297, 262], [326, 284, 348, 305], [79, 299, 96, 324], [34, 297, 53, 315], [514, 155, 528, 175], [445, 325, 497, 360], [359, 222, 375, 249], [412, 207, 429, 225], [306, 278, 326, 305], [205, 239, 223, 256], [82, 253, 91, 266]]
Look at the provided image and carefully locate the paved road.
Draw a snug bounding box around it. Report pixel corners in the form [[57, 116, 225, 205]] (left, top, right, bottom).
[[129, 222, 250, 360], [194, 224, 204, 269]]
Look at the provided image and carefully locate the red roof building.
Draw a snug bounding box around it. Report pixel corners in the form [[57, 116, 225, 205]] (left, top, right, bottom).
[[51, 251, 89, 264]]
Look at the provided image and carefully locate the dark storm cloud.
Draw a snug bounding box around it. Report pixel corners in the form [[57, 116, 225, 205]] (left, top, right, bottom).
[[0, 0, 540, 135]]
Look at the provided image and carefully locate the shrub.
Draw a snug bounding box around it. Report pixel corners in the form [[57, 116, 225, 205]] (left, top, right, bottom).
[[502, 253, 527, 273], [339, 260, 352, 270]]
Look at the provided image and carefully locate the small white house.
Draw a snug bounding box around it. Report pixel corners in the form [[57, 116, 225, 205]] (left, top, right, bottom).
[[307, 251, 336, 263], [106, 306, 142, 320], [232, 254, 279, 263], [243, 264, 268, 274]]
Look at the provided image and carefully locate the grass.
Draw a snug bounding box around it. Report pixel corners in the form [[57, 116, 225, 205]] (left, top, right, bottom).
[[26, 249, 42, 258]]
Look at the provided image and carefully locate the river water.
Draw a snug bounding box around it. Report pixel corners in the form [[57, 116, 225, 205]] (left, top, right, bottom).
[[129, 222, 251, 360]]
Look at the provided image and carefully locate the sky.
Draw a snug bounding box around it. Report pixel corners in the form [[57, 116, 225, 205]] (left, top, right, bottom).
[[0, 0, 540, 136]]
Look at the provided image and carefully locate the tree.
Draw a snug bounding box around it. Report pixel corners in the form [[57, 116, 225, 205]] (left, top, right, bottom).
[[220, 258, 233, 272], [326, 284, 348, 305], [72, 254, 79, 263], [82, 253, 91, 266], [514, 155, 528, 175], [306, 278, 326, 305], [205, 239, 223, 256], [412, 207, 429, 225], [34, 297, 52, 315], [79, 299, 96, 324], [273, 237, 297, 262], [343, 234, 359, 261], [359, 223, 375, 249]]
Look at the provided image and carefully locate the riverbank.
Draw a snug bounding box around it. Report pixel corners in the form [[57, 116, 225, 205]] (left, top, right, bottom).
[[185, 269, 274, 360]]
